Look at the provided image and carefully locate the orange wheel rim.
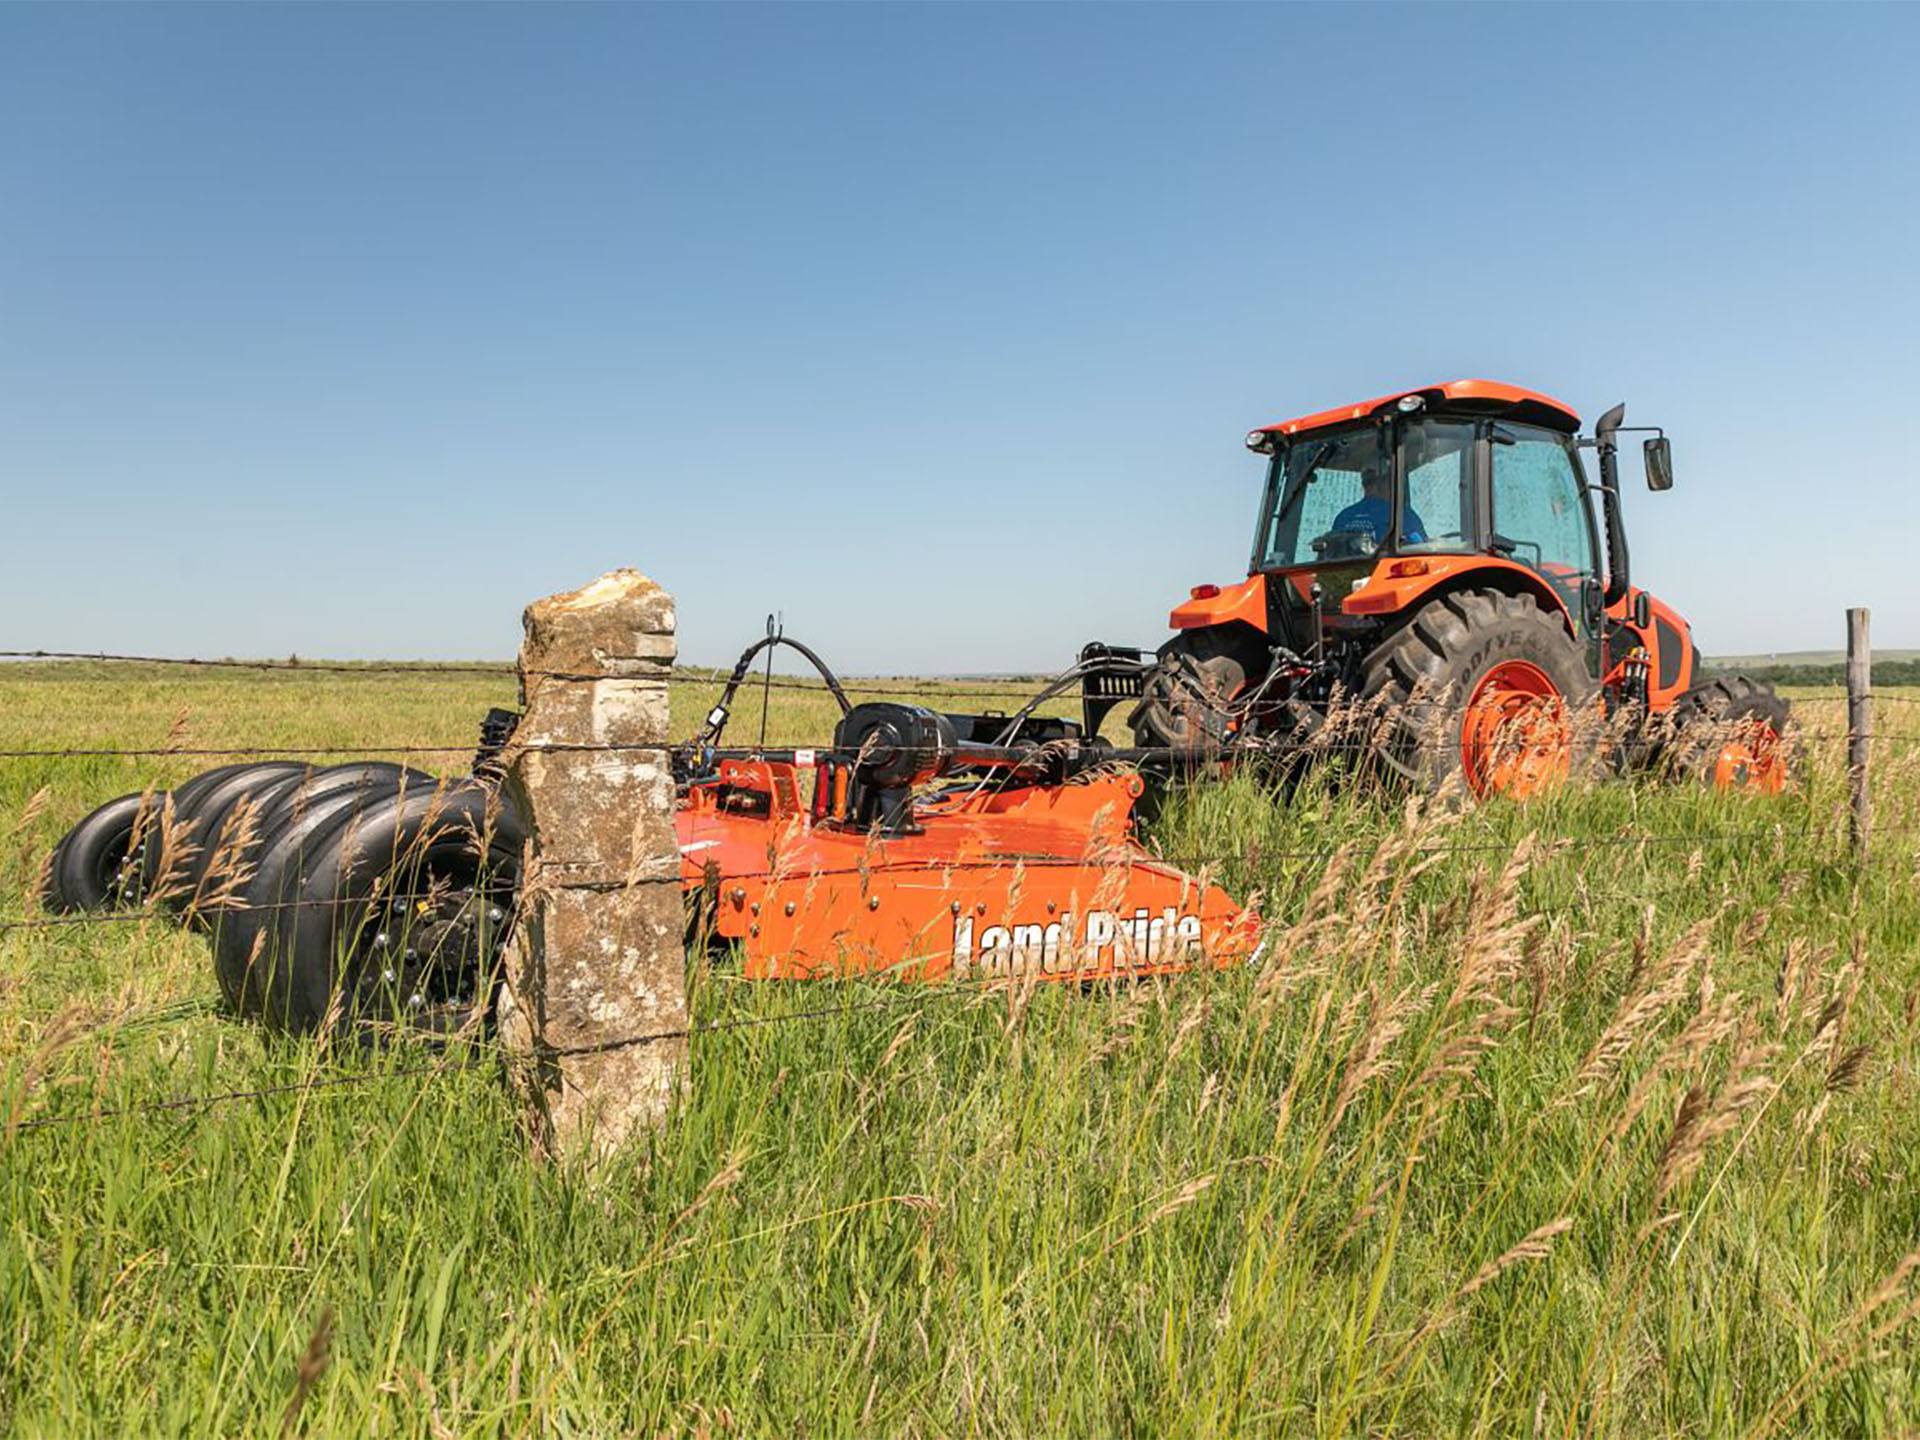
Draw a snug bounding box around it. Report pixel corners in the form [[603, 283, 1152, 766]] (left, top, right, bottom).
[[1460, 660, 1570, 800], [1711, 721, 1785, 794]]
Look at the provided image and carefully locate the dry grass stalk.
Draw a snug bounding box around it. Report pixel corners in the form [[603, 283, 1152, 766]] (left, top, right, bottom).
[[877, 1012, 918, 1071], [1555, 917, 1713, 1108], [1611, 985, 1741, 1142], [187, 794, 272, 918], [280, 1305, 336, 1437], [1330, 983, 1426, 1128], [145, 795, 203, 910], [1394, 1217, 1573, 1366], [163, 705, 193, 753], [1653, 1034, 1779, 1204], [12, 787, 52, 897], [1405, 842, 1536, 1106], [5, 1003, 94, 1139], [1093, 982, 1154, 1061], [1775, 938, 1810, 1021], [1254, 842, 1356, 1004], [1459, 1216, 1574, 1300], [1098, 1173, 1216, 1257], [670, 1152, 747, 1237]]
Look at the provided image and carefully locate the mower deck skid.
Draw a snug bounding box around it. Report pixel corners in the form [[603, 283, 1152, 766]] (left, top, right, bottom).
[[678, 760, 1256, 981]]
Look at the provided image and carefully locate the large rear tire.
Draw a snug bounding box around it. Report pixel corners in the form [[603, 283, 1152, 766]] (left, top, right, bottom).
[[1130, 629, 1256, 749], [1359, 589, 1594, 800]]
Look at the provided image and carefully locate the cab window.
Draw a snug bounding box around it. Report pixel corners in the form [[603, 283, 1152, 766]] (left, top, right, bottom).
[[1259, 426, 1387, 568], [1398, 419, 1476, 554], [1490, 425, 1598, 628]]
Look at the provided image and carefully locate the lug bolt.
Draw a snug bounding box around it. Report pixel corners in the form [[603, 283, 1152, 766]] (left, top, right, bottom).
[[950, 901, 961, 914], [784, 901, 796, 916], [749, 924, 759, 937], [750, 902, 760, 916], [487, 906, 504, 922], [408, 993, 424, 1008], [373, 932, 388, 947], [868, 896, 880, 910], [382, 968, 395, 983]]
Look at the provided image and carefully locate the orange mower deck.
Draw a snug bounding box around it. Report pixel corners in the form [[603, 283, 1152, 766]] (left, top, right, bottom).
[[678, 760, 1257, 981]]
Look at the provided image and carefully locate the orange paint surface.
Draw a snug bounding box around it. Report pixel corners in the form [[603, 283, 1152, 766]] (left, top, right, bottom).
[[677, 766, 1258, 981], [1253, 379, 1578, 440], [1170, 573, 1267, 632], [1340, 555, 1574, 630]]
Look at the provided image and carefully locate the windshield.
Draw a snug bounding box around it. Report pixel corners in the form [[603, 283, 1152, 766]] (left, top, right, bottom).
[[1254, 418, 1477, 569], [1255, 425, 1390, 569]]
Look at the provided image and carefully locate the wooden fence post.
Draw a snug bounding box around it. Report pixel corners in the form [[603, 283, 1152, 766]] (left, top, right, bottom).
[[496, 570, 687, 1162], [1848, 606, 1871, 864]]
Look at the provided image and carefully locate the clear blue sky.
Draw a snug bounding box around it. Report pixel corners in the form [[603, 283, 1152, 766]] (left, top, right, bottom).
[[3, 3, 1915, 671]]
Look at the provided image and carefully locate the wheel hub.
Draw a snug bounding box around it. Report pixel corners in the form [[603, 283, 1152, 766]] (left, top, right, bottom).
[[1711, 721, 1785, 794], [1460, 660, 1571, 800]]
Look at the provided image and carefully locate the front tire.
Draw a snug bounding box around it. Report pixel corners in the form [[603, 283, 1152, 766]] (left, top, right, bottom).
[[1664, 674, 1791, 792], [1359, 589, 1594, 800], [1130, 629, 1256, 749]]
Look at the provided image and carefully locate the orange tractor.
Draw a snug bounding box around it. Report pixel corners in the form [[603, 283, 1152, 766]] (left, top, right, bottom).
[[1093, 380, 1788, 799]]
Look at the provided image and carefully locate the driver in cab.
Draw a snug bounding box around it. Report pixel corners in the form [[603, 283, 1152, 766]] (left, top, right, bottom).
[[1330, 466, 1426, 551]]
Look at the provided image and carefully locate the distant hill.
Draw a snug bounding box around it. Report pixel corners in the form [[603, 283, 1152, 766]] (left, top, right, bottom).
[[1709, 649, 1920, 668], [1705, 650, 1920, 687]]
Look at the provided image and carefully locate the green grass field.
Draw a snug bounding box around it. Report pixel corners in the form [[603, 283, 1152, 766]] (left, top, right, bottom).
[[3, 665, 1919, 1436]]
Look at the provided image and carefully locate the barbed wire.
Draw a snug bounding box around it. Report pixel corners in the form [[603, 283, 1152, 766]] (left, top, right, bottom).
[[0, 649, 1064, 703], [0, 741, 672, 760], [3, 988, 964, 1134], [0, 722, 1910, 764], [0, 816, 1891, 940]]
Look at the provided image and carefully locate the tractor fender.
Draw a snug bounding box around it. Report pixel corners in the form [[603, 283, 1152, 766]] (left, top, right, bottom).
[[1340, 555, 1576, 635], [1170, 573, 1268, 633]]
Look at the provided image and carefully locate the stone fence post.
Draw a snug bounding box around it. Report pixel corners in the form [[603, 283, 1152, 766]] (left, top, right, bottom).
[[496, 570, 686, 1161]]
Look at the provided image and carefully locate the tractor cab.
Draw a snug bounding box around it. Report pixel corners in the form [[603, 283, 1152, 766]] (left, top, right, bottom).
[[1236, 381, 1604, 662], [1104, 379, 1787, 799]]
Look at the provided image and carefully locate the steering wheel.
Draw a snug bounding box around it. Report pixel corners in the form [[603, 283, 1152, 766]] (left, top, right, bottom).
[[1311, 530, 1379, 561]]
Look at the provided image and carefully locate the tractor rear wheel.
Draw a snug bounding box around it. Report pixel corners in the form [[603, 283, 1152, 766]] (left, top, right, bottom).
[[1130, 629, 1255, 749], [1359, 589, 1594, 800], [1665, 674, 1791, 793]]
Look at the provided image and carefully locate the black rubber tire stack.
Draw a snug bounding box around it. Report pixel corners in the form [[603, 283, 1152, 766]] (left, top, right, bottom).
[[43, 757, 523, 1040], [40, 791, 170, 913]]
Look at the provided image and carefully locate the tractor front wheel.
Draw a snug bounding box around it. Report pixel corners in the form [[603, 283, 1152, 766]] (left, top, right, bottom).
[[1360, 589, 1594, 800], [1130, 629, 1255, 749], [1664, 674, 1791, 793]]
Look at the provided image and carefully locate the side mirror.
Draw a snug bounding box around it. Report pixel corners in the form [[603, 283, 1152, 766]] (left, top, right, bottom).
[[1644, 436, 1674, 491]]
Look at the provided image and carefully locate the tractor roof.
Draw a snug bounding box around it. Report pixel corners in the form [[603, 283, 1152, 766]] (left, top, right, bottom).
[[1256, 379, 1580, 439]]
